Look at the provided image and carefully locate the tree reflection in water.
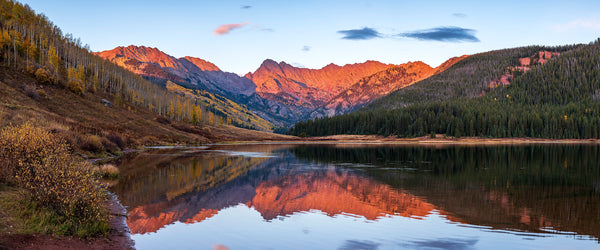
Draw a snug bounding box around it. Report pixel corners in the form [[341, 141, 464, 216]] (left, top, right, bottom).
[[111, 144, 600, 243]]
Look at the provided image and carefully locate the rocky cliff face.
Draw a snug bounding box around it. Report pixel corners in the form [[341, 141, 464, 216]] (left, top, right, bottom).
[[95, 46, 290, 126], [308, 61, 435, 118], [307, 57, 468, 118], [97, 45, 464, 126], [489, 51, 561, 88], [181, 56, 220, 71], [96, 45, 256, 97], [246, 59, 391, 108]]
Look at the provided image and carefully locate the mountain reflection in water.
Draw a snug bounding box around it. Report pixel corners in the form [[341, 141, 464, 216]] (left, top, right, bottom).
[[111, 144, 600, 249]]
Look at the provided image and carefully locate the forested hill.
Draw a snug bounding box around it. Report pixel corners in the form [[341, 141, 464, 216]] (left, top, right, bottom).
[[365, 44, 579, 110], [289, 39, 600, 139], [0, 0, 264, 131]]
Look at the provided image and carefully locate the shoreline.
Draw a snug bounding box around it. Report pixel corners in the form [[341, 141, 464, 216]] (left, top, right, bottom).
[[5, 135, 596, 249], [214, 135, 600, 145], [0, 190, 135, 250], [106, 192, 135, 249]]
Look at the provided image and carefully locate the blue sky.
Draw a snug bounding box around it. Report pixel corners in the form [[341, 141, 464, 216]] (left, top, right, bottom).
[[18, 0, 600, 75]]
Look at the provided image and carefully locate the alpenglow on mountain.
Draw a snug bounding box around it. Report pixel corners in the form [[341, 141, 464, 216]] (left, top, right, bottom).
[[96, 45, 465, 127]]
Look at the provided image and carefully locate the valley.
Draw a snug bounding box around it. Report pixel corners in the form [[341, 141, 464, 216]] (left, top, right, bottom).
[[1, 0, 600, 249]]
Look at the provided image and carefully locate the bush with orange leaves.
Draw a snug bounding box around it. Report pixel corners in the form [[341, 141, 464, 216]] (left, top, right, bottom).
[[0, 123, 109, 236]]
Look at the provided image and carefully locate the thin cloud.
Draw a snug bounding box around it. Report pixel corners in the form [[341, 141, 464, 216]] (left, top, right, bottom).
[[214, 22, 249, 35], [338, 27, 381, 40], [302, 46, 311, 52], [554, 18, 600, 32], [399, 26, 479, 42], [453, 13, 467, 18]]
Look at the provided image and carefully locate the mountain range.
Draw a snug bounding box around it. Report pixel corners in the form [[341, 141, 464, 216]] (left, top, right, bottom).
[[3, 0, 598, 140], [96, 46, 465, 127]]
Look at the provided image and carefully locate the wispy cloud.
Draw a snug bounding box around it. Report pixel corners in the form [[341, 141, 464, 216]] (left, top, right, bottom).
[[399, 26, 479, 42], [452, 13, 467, 18], [338, 27, 381, 40], [241, 5, 252, 9], [554, 18, 600, 32], [302, 46, 311, 52], [214, 22, 249, 35]]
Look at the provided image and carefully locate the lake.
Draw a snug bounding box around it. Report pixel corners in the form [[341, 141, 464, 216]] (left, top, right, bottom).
[[111, 144, 600, 249]]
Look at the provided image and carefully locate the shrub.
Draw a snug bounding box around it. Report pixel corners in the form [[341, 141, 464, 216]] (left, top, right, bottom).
[[0, 122, 59, 184], [79, 134, 105, 152], [106, 133, 125, 149], [101, 137, 119, 153], [34, 68, 57, 85], [0, 123, 108, 236], [67, 78, 84, 95]]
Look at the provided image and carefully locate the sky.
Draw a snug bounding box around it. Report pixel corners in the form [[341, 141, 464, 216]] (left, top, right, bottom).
[[17, 0, 600, 75]]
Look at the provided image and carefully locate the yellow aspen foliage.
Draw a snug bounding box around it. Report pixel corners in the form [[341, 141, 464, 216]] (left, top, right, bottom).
[[76, 64, 85, 82], [196, 106, 202, 121], [0, 30, 10, 47], [34, 67, 57, 85], [67, 66, 84, 95], [47, 45, 59, 72], [192, 105, 201, 125], [176, 99, 182, 119], [168, 101, 175, 118]]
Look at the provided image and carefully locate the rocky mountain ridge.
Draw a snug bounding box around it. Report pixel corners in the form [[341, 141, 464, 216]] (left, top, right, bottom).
[[96, 45, 463, 126]]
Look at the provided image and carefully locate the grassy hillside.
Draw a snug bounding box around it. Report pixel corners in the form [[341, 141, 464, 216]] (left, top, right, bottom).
[[0, 66, 209, 148], [290, 40, 600, 139]]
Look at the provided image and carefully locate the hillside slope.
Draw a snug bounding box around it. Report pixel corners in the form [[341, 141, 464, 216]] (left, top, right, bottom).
[[0, 67, 293, 153], [365, 46, 574, 111], [290, 41, 598, 139], [95, 46, 275, 130]]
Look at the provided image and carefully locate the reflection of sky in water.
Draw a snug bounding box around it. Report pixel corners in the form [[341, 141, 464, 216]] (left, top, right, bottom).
[[132, 204, 598, 250], [211, 150, 278, 158]]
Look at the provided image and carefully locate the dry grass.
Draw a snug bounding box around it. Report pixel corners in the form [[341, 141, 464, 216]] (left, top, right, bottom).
[[91, 164, 120, 179], [79, 134, 105, 152]]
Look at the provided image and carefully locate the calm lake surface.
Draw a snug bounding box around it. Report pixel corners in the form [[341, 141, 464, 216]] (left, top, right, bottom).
[[111, 144, 600, 250]]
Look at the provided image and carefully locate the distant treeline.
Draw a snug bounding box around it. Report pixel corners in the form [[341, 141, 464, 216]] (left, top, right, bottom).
[[289, 39, 600, 139]]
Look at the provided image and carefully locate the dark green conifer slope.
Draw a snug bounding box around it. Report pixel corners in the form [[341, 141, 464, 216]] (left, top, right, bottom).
[[289, 40, 600, 139]]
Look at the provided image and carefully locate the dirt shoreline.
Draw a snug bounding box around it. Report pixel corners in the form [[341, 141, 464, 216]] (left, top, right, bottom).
[[218, 134, 600, 145], [0, 192, 134, 250]]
